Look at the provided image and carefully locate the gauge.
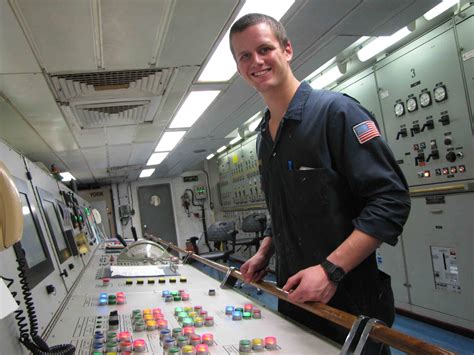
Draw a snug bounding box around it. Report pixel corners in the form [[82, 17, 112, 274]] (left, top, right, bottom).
[[394, 102, 405, 117], [406, 97, 418, 112], [117, 240, 170, 264], [419, 92, 432, 107], [433, 85, 447, 102]]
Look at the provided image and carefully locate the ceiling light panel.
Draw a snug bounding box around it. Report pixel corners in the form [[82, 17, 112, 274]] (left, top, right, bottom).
[[310, 65, 343, 89], [423, 0, 459, 20], [147, 152, 169, 166], [155, 131, 186, 152], [198, 0, 295, 82], [139, 168, 155, 178], [169, 91, 220, 128], [357, 27, 411, 62]]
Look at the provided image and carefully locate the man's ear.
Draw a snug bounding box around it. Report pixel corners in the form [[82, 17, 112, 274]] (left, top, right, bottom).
[[284, 40, 294, 61]]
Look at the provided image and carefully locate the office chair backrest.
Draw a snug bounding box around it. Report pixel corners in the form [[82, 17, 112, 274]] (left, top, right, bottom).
[[241, 213, 267, 234], [207, 221, 237, 242]]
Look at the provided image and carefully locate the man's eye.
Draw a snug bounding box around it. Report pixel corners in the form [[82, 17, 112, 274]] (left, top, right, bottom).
[[240, 53, 249, 61], [260, 47, 270, 54]]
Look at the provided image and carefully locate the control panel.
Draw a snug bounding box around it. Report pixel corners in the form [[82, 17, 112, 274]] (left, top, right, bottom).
[[43, 244, 339, 354], [375, 24, 473, 187]]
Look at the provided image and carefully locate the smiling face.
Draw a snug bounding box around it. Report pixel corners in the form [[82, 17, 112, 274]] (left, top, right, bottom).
[[231, 23, 294, 95]]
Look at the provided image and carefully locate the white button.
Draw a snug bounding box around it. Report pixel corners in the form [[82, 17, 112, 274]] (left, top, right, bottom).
[[272, 152, 276, 157]]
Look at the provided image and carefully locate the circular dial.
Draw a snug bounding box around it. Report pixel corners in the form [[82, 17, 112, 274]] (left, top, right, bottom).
[[419, 92, 431, 107], [394, 102, 405, 117], [406, 97, 418, 112], [434, 86, 447, 102], [119, 240, 169, 263]]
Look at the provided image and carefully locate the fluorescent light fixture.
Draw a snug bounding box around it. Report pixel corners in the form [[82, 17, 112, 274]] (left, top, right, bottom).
[[248, 119, 261, 132], [424, 0, 458, 20], [309, 65, 343, 89], [230, 136, 242, 145], [206, 153, 215, 160], [304, 57, 336, 82], [216, 146, 227, 153], [139, 169, 155, 178], [198, 0, 295, 82], [155, 131, 186, 152], [60, 172, 76, 182], [357, 27, 411, 62], [146, 152, 169, 166], [169, 91, 220, 128]]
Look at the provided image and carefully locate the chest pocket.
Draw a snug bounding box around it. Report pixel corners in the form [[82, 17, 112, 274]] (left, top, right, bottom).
[[289, 168, 329, 216]]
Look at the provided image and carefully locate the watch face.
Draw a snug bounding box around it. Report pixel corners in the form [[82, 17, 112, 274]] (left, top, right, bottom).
[[419, 92, 432, 107], [394, 102, 405, 117]]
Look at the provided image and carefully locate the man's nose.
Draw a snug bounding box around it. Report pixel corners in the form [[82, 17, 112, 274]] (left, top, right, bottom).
[[251, 52, 264, 64]]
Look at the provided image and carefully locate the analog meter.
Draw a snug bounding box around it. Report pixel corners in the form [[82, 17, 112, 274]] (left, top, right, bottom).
[[117, 240, 171, 264], [406, 97, 418, 112], [394, 102, 405, 117], [419, 92, 432, 107], [434, 85, 447, 102]]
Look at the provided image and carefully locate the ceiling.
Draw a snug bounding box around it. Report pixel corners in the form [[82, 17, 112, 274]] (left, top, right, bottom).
[[0, 0, 439, 185]]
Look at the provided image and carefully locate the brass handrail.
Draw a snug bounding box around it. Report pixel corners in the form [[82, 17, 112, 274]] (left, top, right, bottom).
[[156, 238, 455, 355]]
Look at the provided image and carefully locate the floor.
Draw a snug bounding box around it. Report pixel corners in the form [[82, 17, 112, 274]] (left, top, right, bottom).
[[191, 260, 473, 355]]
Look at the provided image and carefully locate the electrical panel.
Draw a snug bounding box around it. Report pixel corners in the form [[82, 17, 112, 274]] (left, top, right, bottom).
[[375, 24, 473, 187]]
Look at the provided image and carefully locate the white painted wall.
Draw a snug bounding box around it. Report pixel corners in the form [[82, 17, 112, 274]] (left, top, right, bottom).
[[112, 170, 215, 249]]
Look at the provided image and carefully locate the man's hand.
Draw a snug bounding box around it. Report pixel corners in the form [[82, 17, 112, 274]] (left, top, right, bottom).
[[240, 253, 269, 283], [282, 265, 337, 304]]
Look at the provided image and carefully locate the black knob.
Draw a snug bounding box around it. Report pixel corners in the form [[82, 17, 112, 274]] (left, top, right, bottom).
[[446, 151, 456, 162], [68, 263, 75, 270], [60, 269, 69, 278], [46, 285, 55, 295], [444, 136, 453, 145]]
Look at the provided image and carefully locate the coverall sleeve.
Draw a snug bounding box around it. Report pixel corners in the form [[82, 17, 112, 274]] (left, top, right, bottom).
[[327, 95, 411, 245]]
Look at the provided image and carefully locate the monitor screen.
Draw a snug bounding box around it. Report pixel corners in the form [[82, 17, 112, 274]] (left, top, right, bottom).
[[19, 193, 47, 268], [43, 200, 70, 263]]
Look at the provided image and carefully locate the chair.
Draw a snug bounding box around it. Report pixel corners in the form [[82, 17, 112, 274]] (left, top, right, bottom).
[[234, 213, 267, 254], [197, 221, 238, 262]]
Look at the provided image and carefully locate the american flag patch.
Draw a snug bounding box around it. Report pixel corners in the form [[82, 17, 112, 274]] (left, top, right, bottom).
[[352, 120, 380, 144]]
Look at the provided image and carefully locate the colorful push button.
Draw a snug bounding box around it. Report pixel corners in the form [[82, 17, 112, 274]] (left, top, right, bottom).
[[157, 320, 168, 329], [102, 278, 110, 286], [225, 306, 234, 315], [201, 333, 214, 346], [252, 338, 264, 351], [182, 326, 195, 338], [204, 316, 214, 327], [193, 305, 202, 312], [167, 346, 180, 354], [181, 345, 194, 354], [189, 334, 201, 346], [133, 339, 146, 352], [252, 308, 261, 319], [264, 336, 277, 350], [146, 320, 157, 331], [243, 312, 252, 320], [118, 331, 131, 342], [174, 307, 183, 316], [163, 336, 175, 349], [182, 317, 193, 327], [162, 290, 170, 297], [244, 303, 253, 312], [181, 293, 190, 301], [239, 339, 252, 352], [194, 317, 203, 327], [172, 327, 182, 338], [177, 335, 188, 347], [196, 343, 209, 355], [120, 340, 132, 352], [232, 311, 242, 321], [160, 329, 171, 340]]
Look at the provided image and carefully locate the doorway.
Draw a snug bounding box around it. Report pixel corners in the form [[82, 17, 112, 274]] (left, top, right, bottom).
[[137, 184, 177, 244]]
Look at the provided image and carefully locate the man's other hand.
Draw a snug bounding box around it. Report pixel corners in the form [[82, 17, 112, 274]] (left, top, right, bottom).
[[282, 265, 337, 304]]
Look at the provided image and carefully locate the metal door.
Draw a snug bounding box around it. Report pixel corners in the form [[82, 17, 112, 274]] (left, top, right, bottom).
[[137, 183, 177, 244]]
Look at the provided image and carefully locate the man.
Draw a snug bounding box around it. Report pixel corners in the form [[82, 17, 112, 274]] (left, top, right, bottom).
[[229, 13, 411, 353]]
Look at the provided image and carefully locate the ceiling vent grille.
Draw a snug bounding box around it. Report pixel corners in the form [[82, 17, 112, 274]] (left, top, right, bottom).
[[49, 68, 174, 129]]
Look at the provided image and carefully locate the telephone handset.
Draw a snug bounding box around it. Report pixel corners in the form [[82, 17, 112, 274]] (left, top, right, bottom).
[[0, 161, 23, 250]]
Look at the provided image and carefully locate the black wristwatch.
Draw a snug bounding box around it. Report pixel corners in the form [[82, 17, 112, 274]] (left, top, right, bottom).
[[321, 259, 346, 283]]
